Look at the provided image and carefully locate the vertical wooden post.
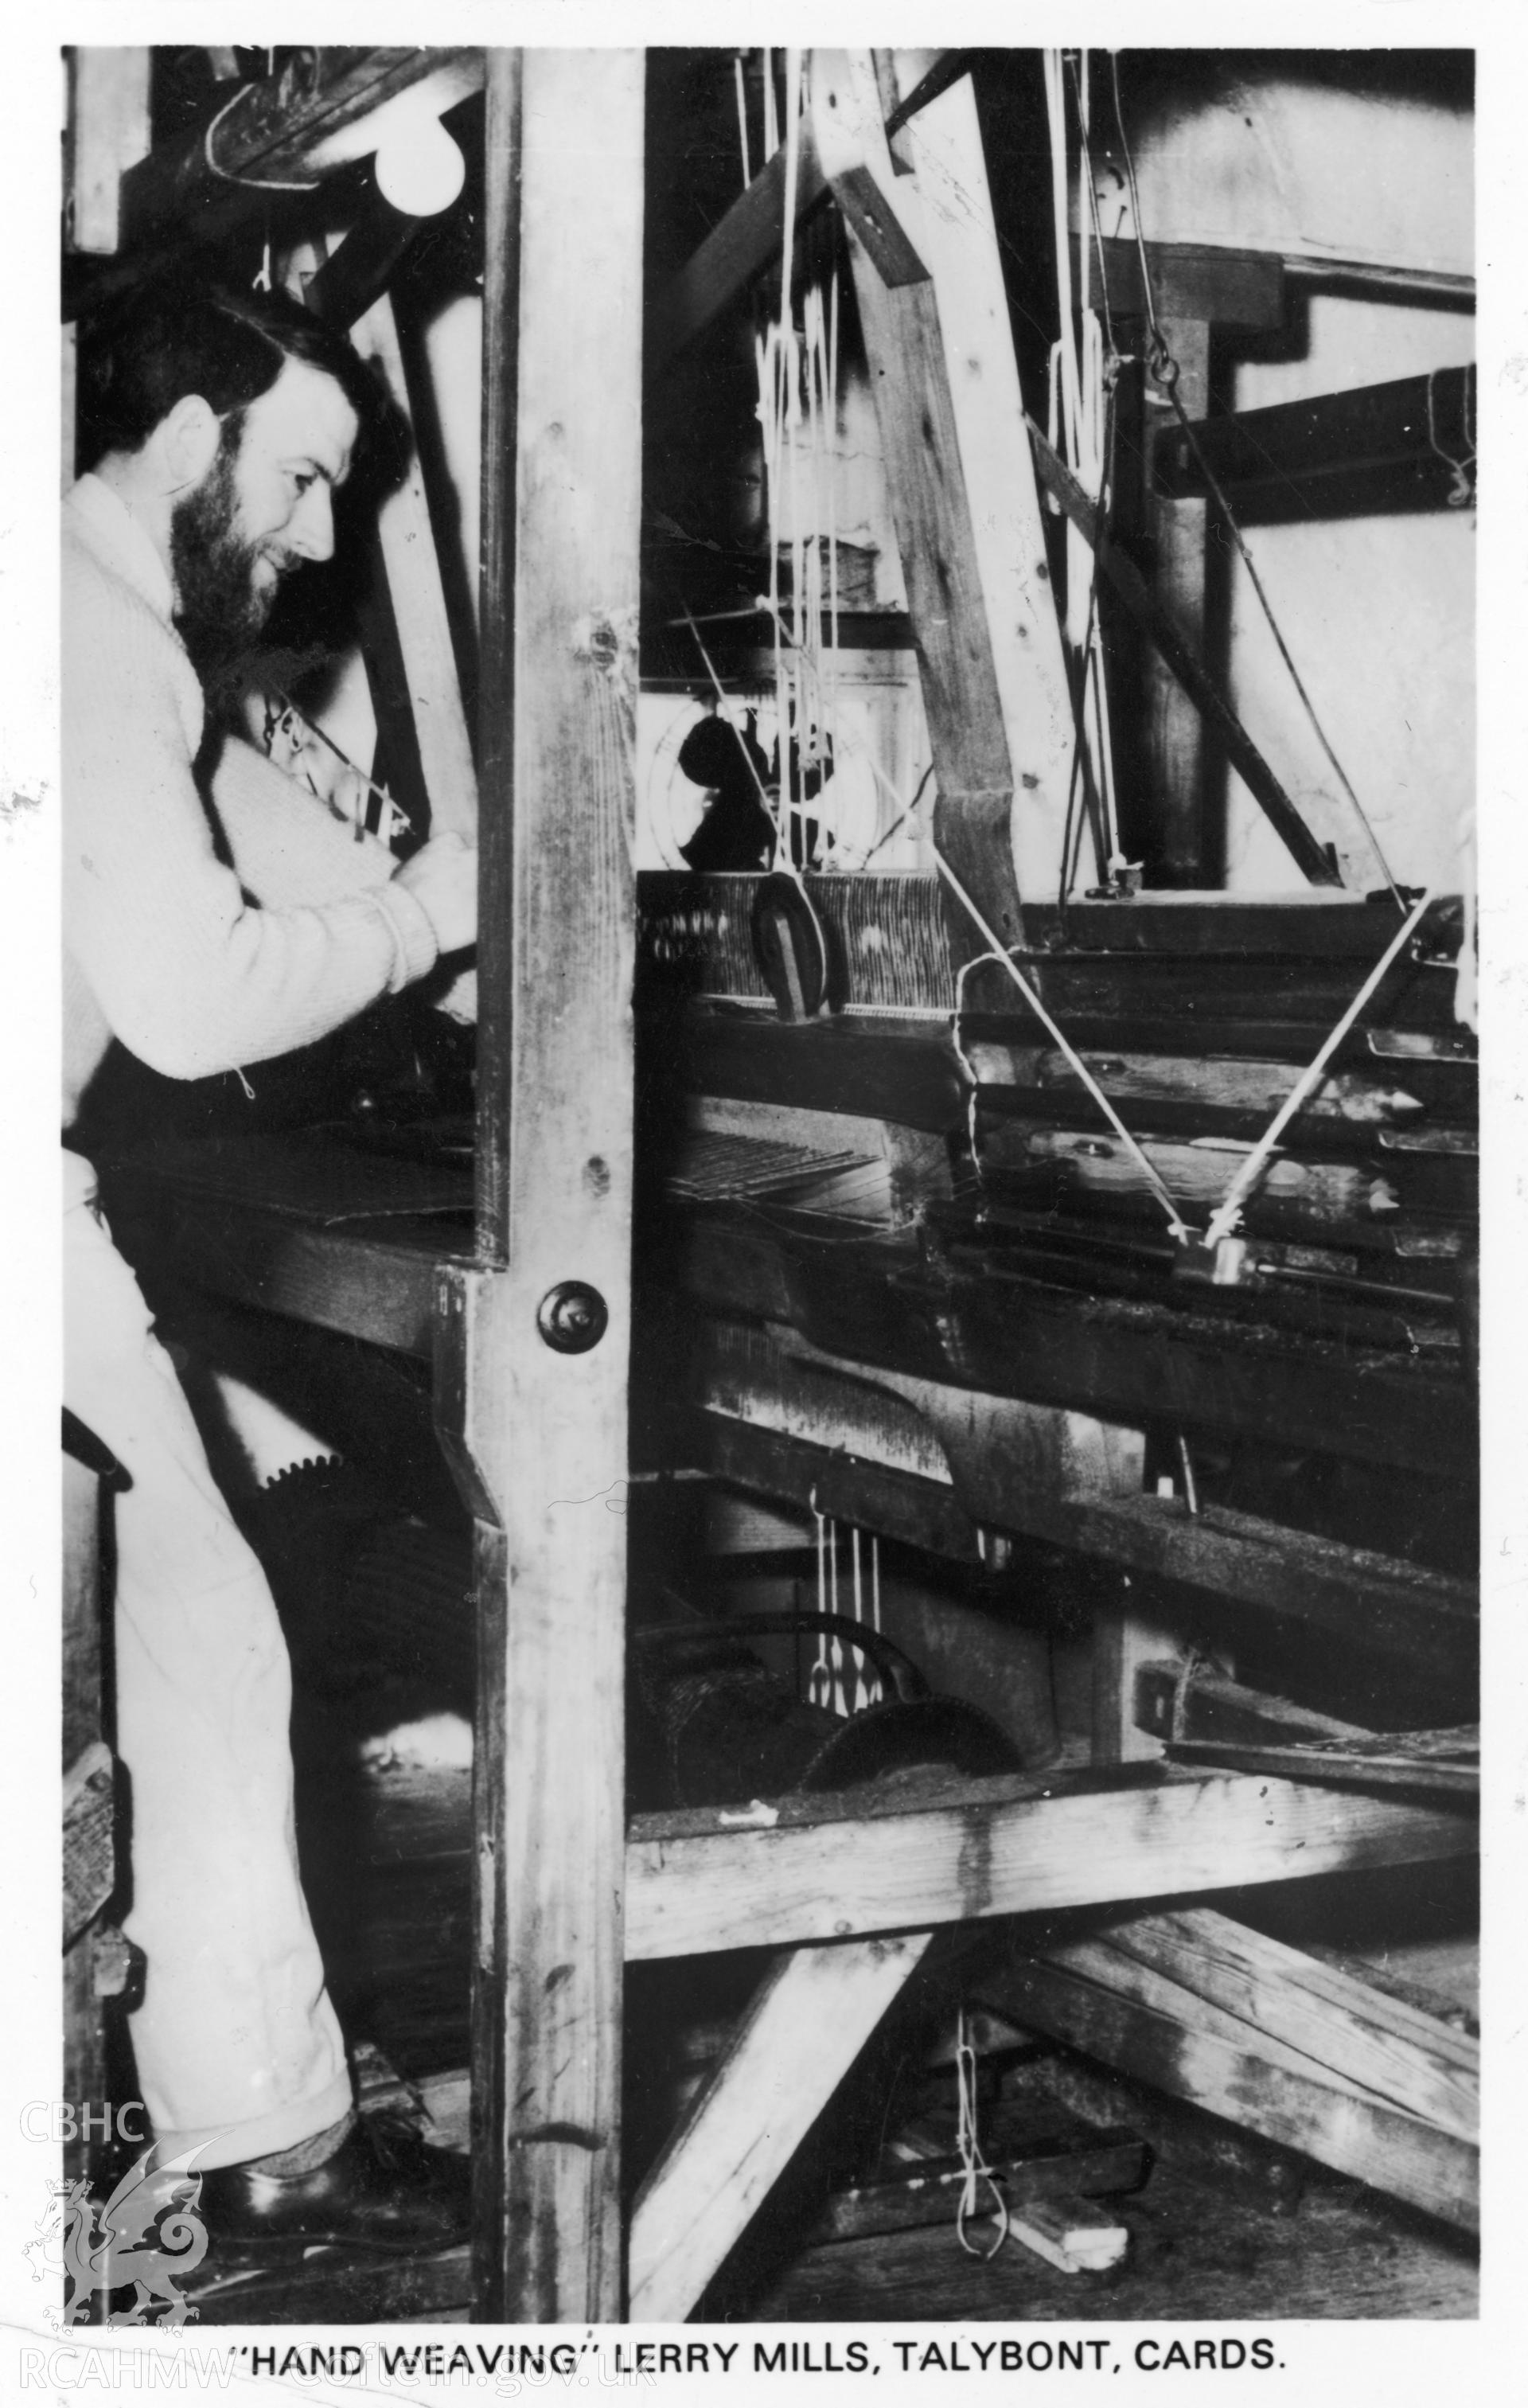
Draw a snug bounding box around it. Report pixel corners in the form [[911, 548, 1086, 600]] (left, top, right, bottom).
[[1142, 318, 1213, 883], [349, 293, 481, 841], [1090, 1593, 1175, 1764], [442, 46, 643, 2324]]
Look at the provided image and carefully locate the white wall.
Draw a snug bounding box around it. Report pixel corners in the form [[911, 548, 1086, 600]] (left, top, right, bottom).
[[1118, 62, 1473, 894]]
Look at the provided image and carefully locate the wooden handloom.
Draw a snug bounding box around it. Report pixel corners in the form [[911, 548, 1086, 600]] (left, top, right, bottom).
[[65, 45, 1478, 2323]]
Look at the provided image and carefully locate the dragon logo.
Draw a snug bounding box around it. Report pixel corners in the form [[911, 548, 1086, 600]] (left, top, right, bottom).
[[25, 2148, 209, 2328]]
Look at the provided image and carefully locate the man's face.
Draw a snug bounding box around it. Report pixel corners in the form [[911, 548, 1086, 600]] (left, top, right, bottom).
[[170, 356, 359, 696]]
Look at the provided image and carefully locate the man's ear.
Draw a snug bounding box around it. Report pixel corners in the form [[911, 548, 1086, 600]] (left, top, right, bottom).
[[158, 394, 222, 492]]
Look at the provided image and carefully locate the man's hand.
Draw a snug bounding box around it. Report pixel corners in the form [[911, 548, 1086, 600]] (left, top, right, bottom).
[[392, 831, 478, 954]]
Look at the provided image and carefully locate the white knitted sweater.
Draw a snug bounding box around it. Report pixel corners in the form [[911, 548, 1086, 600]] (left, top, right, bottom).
[[62, 474, 439, 1134]]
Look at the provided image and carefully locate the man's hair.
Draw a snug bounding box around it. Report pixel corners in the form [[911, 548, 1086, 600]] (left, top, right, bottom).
[[76, 279, 400, 483]]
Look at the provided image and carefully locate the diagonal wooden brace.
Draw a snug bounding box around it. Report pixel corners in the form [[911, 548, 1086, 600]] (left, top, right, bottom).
[[628, 1930, 935, 2322], [1026, 417, 1342, 886]]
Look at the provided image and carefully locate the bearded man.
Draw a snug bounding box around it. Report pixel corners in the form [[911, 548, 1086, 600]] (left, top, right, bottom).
[[63, 285, 476, 2254]]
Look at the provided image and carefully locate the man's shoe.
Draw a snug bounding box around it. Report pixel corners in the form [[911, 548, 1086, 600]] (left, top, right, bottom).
[[197, 2114, 470, 2256]]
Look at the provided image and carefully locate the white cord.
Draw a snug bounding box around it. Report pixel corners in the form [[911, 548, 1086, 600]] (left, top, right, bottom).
[[1203, 885, 1436, 1249], [955, 2010, 1009, 2258], [937, 850, 1191, 1240]]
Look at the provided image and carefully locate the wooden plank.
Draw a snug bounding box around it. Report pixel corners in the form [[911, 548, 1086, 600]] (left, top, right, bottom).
[[983, 1944, 1477, 2231], [1027, 418, 1341, 887], [186, 2245, 471, 2325], [810, 2128, 1148, 2243], [1165, 1737, 1478, 1797], [349, 294, 479, 841], [623, 1769, 1475, 1961], [1019, 892, 1464, 958], [1155, 367, 1477, 502], [667, 1218, 1477, 1480], [1133, 1661, 1374, 1750], [66, 49, 151, 255], [628, 1932, 934, 2322], [893, 67, 1078, 904], [442, 47, 644, 2329], [839, 250, 1018, 948], [1091, 1607, 1178, 1766], [658, 1406, 986, 1568], [675, 1009, 967, 1134], [475, 45, 522, 1255], [306, 201, 422, 332], [63, 1742, 117, 1947], [1143, 320, 1213, 882], [675, 1374, 1474, 1673], [1094, 1908, 1478, 2139], [1067, 235, 1286, 330], [812, 57, 1023, 955]]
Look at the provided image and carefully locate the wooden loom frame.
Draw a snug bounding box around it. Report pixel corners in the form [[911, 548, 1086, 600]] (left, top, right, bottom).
[[62, 43, 1478, 2324]]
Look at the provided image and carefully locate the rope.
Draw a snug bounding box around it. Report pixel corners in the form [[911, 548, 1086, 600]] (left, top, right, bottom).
[[1202, 884, 1436, 1249], [1453, 805, 1477, 1033], [733, 52, 752, 193], [951, 950, 1004, 1176], [1161, 377, 1405, 908], [1109, 54, 1168, 386], [1169, 1645, 1210, 1742], [680, 603, 830, 996], [808, 1494, 834, 1711], [955, 2010, 1009, 2258], [1045, 49, 1122, 893], [848, 1525, 883, 1711], [936, 849, 1192, 1241], [1426, 368, 1475, 508], [750, 591, 930, 868]]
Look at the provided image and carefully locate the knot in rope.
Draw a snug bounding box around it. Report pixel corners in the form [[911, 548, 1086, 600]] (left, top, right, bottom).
[[1147, 331, 1179, 393]]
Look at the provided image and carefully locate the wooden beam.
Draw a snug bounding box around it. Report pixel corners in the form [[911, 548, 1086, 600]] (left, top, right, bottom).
[[66, 49, 152, 256], [815, 51, 1069, 939], [474, 49, 521, 1255], [1091, 1605, 1179, 1766], [1093, 1908, 1478, 2141], [628, 1933, 934, 2322], [657, 1407, 987, 1568], [117, 49, 483, 253], [810, 2125, 1148, 2243], [442, 48, 643, 2328], [1068, 235, 1286, 330], [644, 52, 963, 374], [836, 228, 1019, 950], [1142, 319, 1214, 881], [1166, 1735, 1478, 1798], [1026, 419, 1342, 887], [669, 1232, 1475, 1480], [891, 66, 1078, 907], [305, 201, 422, 331], [672, 1379, 1474, 1675], [623, 1768, 1474, 1961], [983, 1938, 1477, 2230], [1133, 1661, 1374, 1750], [1154, 366, 1477, 505], [645, 119, 828, 374], [349, 294, 479, 841]]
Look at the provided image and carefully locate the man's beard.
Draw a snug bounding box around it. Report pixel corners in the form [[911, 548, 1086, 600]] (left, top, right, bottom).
[[170, 429, 283, 720]]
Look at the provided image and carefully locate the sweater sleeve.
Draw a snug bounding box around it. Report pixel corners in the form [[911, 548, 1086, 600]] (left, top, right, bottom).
[[63, 561, 439, 1081], [208, 735, 398, 903]]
